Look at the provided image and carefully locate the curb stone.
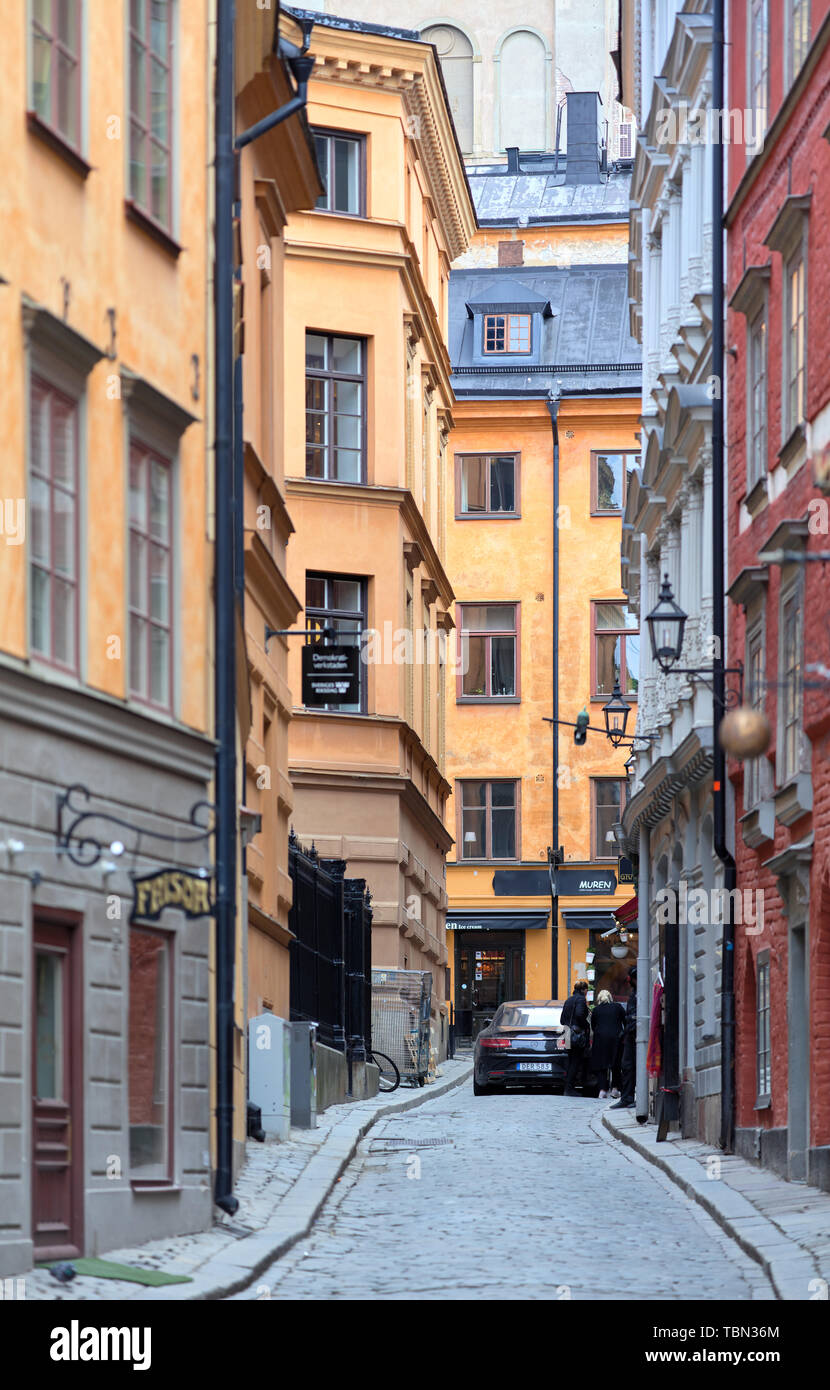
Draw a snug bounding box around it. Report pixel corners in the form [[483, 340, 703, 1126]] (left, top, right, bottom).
[[148, 1061, 475, 1301], [598, 1109, 823, 1301]]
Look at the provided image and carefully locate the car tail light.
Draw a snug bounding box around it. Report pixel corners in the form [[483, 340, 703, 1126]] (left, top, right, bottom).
[[479, 1037, 512, 1049]]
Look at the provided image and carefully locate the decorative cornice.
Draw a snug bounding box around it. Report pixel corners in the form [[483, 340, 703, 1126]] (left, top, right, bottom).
[[729, 263, 771, 319], [306, 33, 475, 262], [764, 193, 811, 257], [121, 366, 199, 437], [22, 294, 104, 377], [727, 565, 769, 610]]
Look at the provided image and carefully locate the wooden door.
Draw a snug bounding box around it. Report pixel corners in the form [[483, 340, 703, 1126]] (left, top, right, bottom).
[[32, 915, 82, 1258]]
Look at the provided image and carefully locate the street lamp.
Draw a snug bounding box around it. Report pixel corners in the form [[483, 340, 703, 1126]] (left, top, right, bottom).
[[646, 574, 688, 672], [602, 680, 632, 747]]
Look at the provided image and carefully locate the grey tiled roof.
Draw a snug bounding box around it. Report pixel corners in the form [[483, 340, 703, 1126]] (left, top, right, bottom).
[[467, 167, 633, 225], [449, 264, 642, 397]]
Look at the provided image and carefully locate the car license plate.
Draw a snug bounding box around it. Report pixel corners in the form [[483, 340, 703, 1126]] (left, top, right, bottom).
[[517, 1062, 552, 1072]]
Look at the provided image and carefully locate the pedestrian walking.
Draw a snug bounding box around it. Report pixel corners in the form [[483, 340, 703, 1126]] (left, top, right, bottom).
[[609, 966, 637, 1109], [589, 988, 626, 1098], [561, 979, 591, 1096]]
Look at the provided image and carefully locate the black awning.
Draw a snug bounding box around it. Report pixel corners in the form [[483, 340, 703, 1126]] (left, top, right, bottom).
[[446, 912, 548, 932], [561, 912, 618, 934]]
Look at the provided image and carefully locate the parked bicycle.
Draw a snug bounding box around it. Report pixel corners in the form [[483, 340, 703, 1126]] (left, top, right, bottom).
[[368, 1049, 400, 1093]]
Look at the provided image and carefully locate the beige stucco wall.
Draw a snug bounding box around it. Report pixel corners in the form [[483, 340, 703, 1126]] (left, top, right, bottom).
[[303, 0, 628, 159]]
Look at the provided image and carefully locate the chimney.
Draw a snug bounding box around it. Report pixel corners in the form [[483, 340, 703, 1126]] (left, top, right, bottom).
[[505, 146, 521, 174], [564, 91, 603, 184], [498, 239, 525, 267]]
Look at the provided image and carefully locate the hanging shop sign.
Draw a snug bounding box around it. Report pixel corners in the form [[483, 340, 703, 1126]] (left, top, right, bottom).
[[301, 645, 360, 706], [132, 869, 213, 922], [618, 856, 636, 885]]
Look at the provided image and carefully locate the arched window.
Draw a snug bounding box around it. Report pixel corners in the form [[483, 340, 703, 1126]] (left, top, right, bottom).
[[422, 24, 474, 154], [499, 29, 546, 151]]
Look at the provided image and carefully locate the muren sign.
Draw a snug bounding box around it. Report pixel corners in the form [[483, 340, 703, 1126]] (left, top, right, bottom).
[[132, 869, 213, 922]]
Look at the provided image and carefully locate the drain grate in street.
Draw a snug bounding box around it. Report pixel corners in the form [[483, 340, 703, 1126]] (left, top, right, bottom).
[[368, 1136, 453, 1151]]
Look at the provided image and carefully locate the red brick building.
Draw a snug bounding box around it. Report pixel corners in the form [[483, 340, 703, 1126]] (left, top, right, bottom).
[[726, 1, 830, 1189]]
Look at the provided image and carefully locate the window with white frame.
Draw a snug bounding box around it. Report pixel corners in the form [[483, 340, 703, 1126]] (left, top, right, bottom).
[[30, 0, 83, 151], [756, 953, 771, 1101], [744, 619, 768, 810], [128, 0, 174, 231], [29, 375, 80, 672], [784, 248, 807, 439], [128, 441, 173, 709], [748, 0, 768, 153], [788, 0, 811, 83], [747, 308, 768, 489], [778, 578, 804, 785], [313, 130, 365, 216]]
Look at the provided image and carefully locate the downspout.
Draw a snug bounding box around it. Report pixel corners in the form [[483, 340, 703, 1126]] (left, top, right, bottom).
[[214, 0, 239, 1215], [547, 391, 561, 998], [635, 821, 650, 1120], [712, 0, 737, 1152]]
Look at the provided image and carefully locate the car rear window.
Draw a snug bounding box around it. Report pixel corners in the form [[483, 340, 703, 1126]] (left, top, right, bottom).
[[498, 1007, 563, 1028]]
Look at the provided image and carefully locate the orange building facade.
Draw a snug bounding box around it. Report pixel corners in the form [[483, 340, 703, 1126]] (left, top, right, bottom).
[[443, 169, 641, 1034], [236, 8, 322, 1037], [279, 16, 476, 1055]]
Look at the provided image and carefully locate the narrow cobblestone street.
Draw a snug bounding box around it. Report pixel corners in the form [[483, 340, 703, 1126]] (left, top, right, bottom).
[[232, 1082, 774, 1301]]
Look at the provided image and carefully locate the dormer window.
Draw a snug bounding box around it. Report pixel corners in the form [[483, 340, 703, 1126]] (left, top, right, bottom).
[[483, 313, 531, 354]]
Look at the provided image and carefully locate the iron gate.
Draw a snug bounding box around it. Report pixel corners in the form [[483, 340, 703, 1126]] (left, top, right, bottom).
[[288, 834, 372, 1075]]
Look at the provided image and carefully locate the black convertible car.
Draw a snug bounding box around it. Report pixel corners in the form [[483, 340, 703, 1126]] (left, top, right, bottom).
[[473, 999, 568, 1095]]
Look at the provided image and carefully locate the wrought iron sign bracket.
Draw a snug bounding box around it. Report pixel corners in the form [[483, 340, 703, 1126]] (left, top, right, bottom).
[[670, 663, 744, 710], [56, 783, 214, 869]]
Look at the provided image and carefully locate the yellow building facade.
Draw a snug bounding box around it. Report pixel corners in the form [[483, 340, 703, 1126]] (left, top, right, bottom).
[[444, 207, 641, 1035], [278, 14, 475, 1054], [0, 0, 215, 1271]]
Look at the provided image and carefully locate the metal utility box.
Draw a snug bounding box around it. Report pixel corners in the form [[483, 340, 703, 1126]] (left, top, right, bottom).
[[247, 1013, 291, 1140], [290, 1020, 318, 1128]]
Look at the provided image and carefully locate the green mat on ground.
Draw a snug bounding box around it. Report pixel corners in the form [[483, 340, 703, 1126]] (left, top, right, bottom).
[[40, 1257, 193, 1286]]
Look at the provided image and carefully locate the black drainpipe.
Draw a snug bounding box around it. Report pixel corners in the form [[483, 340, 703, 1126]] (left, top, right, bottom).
[[547, 391, 561, 999], [214, 0, 239, 1216], [712, 0, 737, 1153]]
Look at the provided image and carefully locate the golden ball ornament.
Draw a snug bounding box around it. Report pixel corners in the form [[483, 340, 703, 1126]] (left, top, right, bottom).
[[718, 706, 771, 759]]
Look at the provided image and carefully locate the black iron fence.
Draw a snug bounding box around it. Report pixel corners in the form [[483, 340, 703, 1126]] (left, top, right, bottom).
[[288, 833, 372, 1078]]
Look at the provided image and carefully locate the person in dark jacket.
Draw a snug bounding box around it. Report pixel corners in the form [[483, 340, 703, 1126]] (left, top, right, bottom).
[[589, 989, 626, 1097], [609, 966, 637, 1109], [561, 979, 591, 1096]]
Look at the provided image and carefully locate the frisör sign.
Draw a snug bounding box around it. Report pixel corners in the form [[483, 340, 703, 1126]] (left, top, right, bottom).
[[132, 869, 212, 921], [301, 644, 359, 706]]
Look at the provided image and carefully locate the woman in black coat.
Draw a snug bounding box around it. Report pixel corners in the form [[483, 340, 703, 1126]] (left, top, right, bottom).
[[561, 979, 591, 1096], [589, 989, 626, 1098]]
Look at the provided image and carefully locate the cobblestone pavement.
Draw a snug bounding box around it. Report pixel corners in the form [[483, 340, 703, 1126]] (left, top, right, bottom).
[[15, 1059, 472, 1300], [231, 1084, 775, 1301]]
